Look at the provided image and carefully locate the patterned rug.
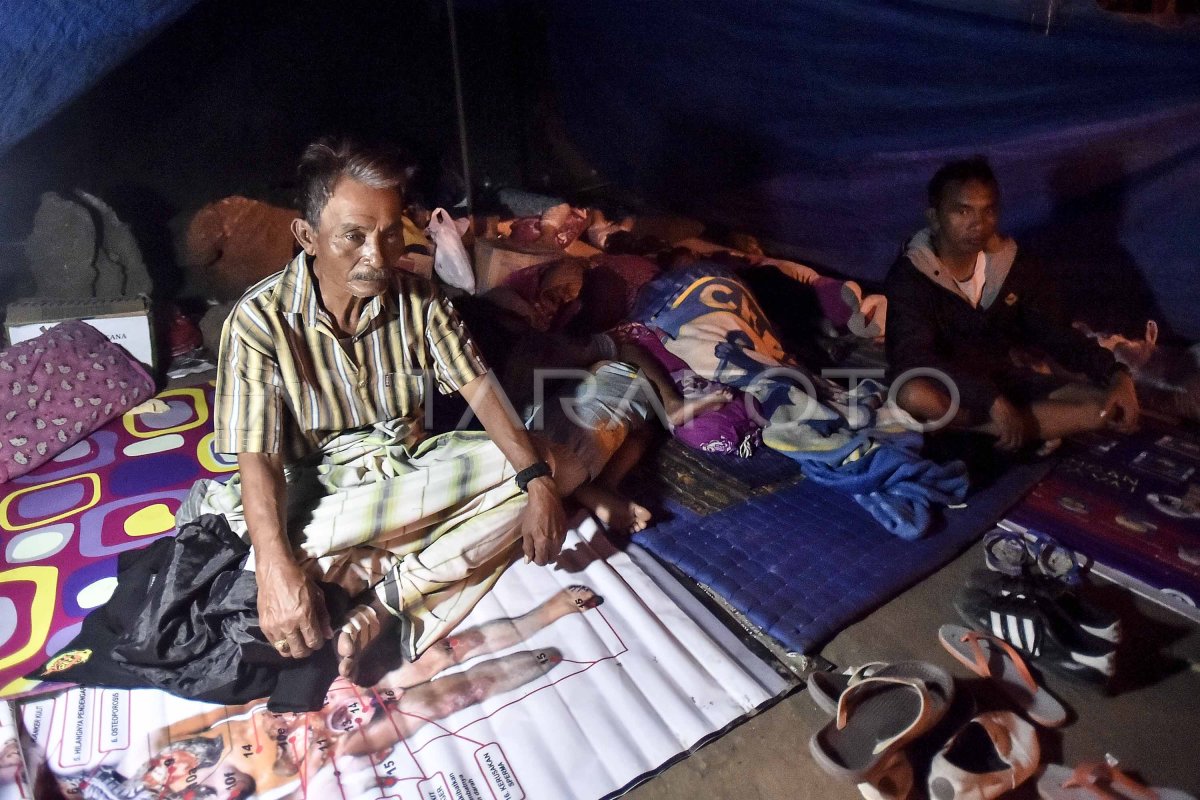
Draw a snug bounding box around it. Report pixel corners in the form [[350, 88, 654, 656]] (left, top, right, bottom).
[[1005, 418, 1200, 605], [0, 382, 236, 697]]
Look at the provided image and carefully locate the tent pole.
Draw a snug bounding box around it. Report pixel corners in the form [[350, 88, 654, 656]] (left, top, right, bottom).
[[446, 0, 473, 217]]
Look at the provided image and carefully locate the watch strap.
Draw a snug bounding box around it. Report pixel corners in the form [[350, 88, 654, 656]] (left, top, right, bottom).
[[515, 461, 552, 492]]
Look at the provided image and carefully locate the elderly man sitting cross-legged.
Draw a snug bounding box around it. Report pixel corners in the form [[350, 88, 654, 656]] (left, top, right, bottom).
[[197, 138, 649, 684]]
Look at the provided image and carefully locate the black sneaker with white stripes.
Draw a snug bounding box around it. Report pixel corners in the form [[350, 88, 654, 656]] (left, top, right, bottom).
[[953, 575, 1117, 689], [967, 570, 1121, 644]]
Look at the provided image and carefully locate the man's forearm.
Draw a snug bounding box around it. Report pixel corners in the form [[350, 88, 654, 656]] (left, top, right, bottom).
[[236, 451, 295, 565]]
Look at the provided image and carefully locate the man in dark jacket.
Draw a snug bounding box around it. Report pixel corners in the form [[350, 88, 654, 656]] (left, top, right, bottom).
[[884, 156, 1139, 451]]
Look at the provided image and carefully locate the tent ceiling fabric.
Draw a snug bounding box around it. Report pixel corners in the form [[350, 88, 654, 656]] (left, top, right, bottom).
[[0, 0, 200, 156], [547, 0, 1200, 339]]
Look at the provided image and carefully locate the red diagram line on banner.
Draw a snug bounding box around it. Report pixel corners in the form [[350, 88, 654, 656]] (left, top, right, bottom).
[[141, 603, 629, 799]]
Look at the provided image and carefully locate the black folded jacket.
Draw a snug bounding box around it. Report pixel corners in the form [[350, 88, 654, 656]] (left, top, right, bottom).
[[31, 513, 350, 712]]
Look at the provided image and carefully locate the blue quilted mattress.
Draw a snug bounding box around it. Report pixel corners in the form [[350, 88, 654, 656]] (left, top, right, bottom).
[[633, 459, 1051, 654]]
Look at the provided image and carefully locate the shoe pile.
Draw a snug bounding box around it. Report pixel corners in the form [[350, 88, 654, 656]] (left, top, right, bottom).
[[802, 529, 1195, 799], [805, 651, 1043, 799], [807, 631, 1194, 799], [954, 529, 1121, 691]]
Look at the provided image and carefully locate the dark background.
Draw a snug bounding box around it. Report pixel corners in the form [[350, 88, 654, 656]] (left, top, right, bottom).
[[0, 0, 576, 307]]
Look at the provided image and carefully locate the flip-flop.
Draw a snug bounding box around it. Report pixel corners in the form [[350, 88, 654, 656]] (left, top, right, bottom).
[[1038, 758, 1196, 799], [807, 660, 955, 717], [938, 624, 1067, 728], [809, 676, 941, 784]]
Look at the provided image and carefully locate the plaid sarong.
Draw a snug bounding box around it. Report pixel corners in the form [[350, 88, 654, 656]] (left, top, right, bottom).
[[195, 424, 526, 659]]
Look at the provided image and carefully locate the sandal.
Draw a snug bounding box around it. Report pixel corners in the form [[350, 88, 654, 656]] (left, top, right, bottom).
[[938, 624, 1067, 728], [1029, 531, 1088, 585], [809, 676, 941, 785], [983, 529, 1088, 585], [859, 751, 914, 800], [984, 529, 1035, 577], [927, 711, 1040, 800], [1038, 756, 1196, 799], [807, 660, 955, 718]]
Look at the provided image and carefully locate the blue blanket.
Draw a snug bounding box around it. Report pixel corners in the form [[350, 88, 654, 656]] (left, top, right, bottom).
[[633, 263, 967, 539]]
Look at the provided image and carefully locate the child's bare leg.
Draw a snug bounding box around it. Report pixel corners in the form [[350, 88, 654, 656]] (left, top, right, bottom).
[[573, 429, 654, 533], [615, 341, 730, 427]]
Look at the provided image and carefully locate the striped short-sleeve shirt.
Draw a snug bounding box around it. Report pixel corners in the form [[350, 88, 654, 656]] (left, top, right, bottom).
[[214, 253, 488, 463]]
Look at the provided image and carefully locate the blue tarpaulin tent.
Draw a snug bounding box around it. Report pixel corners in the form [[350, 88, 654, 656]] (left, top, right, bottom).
[[547, 0, 1200, 339], [2, 0, 1197, 338], [0, 0, 200, 156]]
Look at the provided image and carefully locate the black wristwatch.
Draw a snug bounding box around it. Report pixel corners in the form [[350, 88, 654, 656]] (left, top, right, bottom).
[[515, 461, 553, 492]]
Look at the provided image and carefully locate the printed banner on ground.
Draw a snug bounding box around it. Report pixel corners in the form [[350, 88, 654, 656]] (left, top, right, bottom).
[[7, 517, 785, 800]]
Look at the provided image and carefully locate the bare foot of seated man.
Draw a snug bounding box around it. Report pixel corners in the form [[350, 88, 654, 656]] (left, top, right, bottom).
[[336, 584, 601, 686], [894, 375, 1135, 453]]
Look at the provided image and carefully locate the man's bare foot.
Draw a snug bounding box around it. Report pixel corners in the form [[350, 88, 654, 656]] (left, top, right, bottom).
[[665, 387, 733, 428], [575, 484, 653, 533], [336, 600, 391, 683]]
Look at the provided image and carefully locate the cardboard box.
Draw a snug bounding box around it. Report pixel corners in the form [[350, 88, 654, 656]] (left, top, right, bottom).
[[5, 296, 156, 369], [398, 253, 433, 280]]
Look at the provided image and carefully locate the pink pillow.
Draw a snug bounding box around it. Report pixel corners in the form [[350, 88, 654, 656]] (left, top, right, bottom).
[[0, 320, 155, 483]]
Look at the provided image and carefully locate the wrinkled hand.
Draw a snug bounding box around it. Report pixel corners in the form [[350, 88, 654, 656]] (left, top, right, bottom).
[[521, 477, 567, 566], [989, 395, 1030, 452], [1101, 371, 1140, 433], [257, 557, 333, 659]]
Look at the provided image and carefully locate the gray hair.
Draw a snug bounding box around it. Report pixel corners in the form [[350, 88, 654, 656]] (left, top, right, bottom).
[[297, 136, 408, 227]]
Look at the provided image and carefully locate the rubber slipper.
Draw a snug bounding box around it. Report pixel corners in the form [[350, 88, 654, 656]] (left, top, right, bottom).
[[1038, 757, 1196, 799], [809, 676, 940, 784], [807, 660, 955, 718], [927, 711, 1040, 800], [938, 624, 1067, 728]]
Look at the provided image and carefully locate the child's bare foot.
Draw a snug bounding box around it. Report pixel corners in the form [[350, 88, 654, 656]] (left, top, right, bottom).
[[665, 387, 733, 428], [575, 484, 653, 533]]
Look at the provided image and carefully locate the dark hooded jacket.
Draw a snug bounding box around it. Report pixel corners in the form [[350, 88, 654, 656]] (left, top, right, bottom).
[[884, 229, 1122, 421]]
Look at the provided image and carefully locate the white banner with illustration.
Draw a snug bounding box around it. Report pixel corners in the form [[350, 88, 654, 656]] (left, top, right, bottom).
[[4, 517, 785, 800]]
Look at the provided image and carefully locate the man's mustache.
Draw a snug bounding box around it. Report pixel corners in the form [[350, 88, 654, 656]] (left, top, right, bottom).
[[350, 268, 388, 281]]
